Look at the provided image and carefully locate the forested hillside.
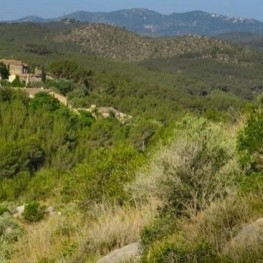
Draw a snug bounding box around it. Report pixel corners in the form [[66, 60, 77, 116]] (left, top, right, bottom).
[[1, 21, 263, 263]]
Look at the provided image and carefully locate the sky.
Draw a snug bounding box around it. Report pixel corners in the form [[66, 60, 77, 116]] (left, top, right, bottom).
[[1, 0, 263, 21]]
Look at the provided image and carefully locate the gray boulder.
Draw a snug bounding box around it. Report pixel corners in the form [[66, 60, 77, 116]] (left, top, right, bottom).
[[12, 205, 25, 218], [97, 242, 140, 263], [224, 218, 263, 254]]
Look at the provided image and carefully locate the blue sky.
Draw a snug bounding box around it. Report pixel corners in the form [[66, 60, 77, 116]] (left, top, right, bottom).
[[1, 0, 263, 21]]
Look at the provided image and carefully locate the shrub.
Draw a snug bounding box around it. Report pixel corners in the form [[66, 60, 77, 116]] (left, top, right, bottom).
[[140, 215, 177, 252], [23, 201, 45, 222], [0, 139, 45, 178], [133, 116, 240, 217], [142, 240, 223, 263], [0, 204, 9, 216], [238, 97, 263, 172], [62, 145, 143, 205], [0, 213, 24, 262]]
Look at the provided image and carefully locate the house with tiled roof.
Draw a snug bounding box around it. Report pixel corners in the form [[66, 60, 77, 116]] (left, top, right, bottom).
[[0, 59, 43, 84], [0, 59, 28, 75]]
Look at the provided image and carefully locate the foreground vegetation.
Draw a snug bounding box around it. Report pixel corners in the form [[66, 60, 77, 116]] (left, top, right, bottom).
[[1, 22, 263, 263], [2, 89, 263, 262]]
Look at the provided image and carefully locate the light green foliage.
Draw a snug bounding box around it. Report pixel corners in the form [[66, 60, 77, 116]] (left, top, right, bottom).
[[142, 241, 224, 263], [238, 97, 263, 171], [0, 172, 31, 201], [138, 116, 239, 217], [0, 213, 24, 262], [62, 145, 143, 204], [25, 169, 61, 200]]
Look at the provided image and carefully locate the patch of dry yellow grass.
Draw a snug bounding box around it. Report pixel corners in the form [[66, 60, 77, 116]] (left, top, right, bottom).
[[10, 200, 158, 263]]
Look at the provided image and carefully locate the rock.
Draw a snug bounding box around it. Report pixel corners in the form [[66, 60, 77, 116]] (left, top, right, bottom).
[[12, 205, 25, 218], [46, 206, 55, 216], [97, 242, 140, 263], [224, 218, 263, 254]]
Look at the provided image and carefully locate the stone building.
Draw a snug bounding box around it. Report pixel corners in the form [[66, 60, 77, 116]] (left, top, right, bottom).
[[0, 59, 28, 75], [0, 59, 43, 84]]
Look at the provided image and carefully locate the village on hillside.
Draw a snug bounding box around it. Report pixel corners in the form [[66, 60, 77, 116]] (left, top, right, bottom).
[[0, 58, 132, 123]]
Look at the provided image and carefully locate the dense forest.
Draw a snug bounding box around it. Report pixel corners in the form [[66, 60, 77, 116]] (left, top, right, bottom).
[[1, 22, 263, 263]]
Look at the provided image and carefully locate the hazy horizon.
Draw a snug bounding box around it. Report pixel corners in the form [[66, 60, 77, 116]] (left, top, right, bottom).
[[1, 0, 263, 22]]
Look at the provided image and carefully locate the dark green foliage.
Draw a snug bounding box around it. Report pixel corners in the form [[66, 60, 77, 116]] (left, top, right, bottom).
[[49, 60, 92, 85], [24, 43, 52, 55], [0, 62, 9, 79], [23, 201, 45, 222], [45, 79, 75, 95], [0, 89, 151, 202], [10, 76, 25, 87], [128, 120, 158, 152], [0, 87, 12, 101], [29, 92, 61, 111], [0, 139, 45, 178], [78, 111, 95, 127]]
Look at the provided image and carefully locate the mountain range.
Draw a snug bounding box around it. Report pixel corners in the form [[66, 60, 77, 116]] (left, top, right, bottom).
[[13, 8, 263, 37]]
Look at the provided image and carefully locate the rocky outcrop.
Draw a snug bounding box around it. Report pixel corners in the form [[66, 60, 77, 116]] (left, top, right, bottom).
[[223, 218, 263, 255]]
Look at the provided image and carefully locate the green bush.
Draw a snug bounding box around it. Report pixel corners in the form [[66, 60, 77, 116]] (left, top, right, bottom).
[[0, 205, 9, 216], [0, 213, 24, 262], [25, 169, 61, 200], [10, 76, 25, 87], [140, 215, 176, 252], [142, 241, 223, 263], [0, 139, 45, 178], [23, 201, 45, 222], [62, 145, 143, 204], [238, 98, 263, 172]]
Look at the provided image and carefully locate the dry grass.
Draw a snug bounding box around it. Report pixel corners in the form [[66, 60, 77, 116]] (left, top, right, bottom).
[[79, 202, 158, 258], [11, 212, 79, 263], [10, 200, 158, 263]]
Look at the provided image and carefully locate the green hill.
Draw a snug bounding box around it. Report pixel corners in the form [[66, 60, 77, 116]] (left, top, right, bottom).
[[1, 21, 263, 263]]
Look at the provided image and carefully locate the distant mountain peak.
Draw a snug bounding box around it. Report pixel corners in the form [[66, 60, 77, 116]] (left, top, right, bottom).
[[16, 15, 46, 23], [11, 9, 263, 36]]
